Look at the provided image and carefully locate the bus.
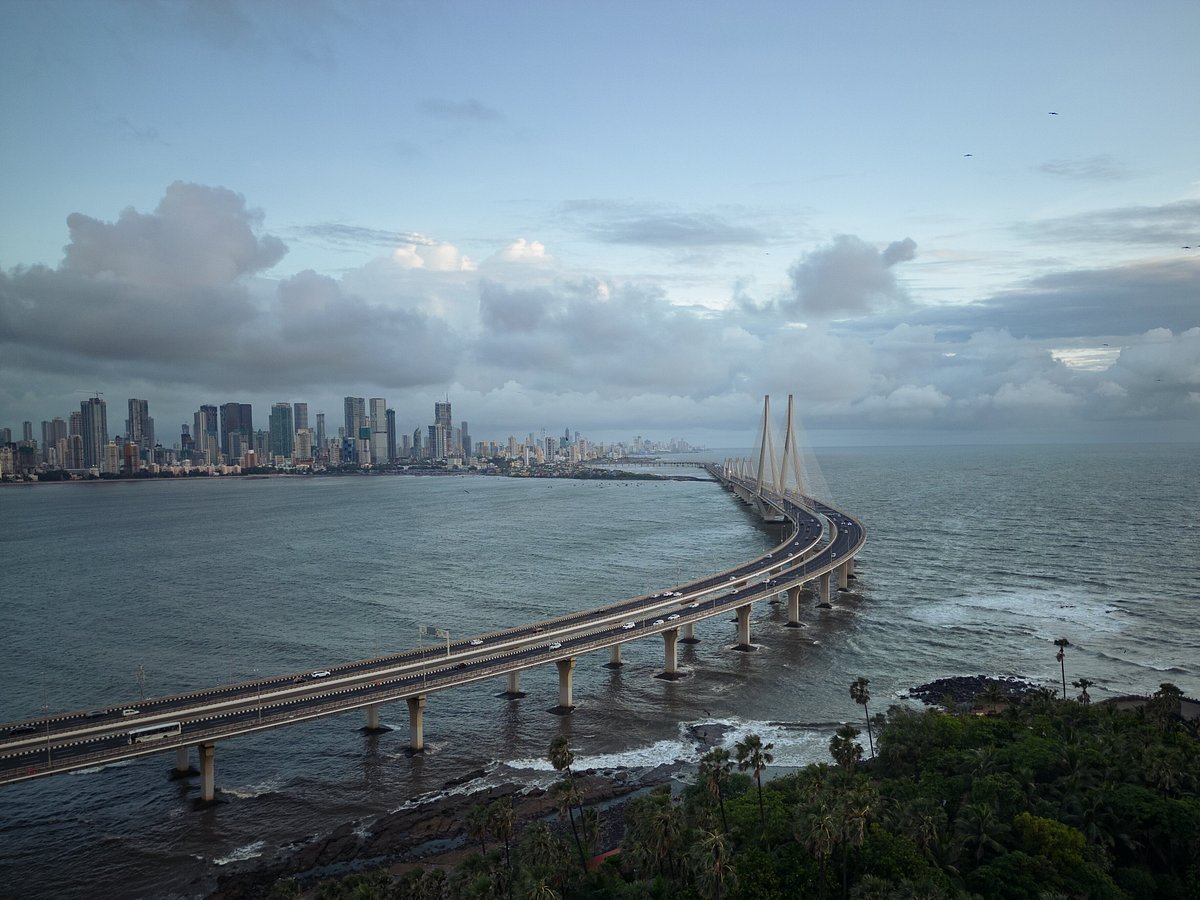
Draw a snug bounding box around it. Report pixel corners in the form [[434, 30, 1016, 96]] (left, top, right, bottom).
[[127, 722, 182, 745]]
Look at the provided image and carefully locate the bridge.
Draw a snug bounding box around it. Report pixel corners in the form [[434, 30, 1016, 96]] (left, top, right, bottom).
[[0, 394, 865, 803]]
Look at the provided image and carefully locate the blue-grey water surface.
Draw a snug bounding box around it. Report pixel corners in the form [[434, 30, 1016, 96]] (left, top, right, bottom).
[[0, 443, 1196, 898]]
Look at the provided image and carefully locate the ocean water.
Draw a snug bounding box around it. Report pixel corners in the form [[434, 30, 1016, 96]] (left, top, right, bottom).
[[0, 443, 1196, 898]]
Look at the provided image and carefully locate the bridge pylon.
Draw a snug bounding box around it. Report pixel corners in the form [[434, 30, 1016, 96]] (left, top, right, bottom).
[[778, 393, 807, 499], [754, 394, 780, 497]]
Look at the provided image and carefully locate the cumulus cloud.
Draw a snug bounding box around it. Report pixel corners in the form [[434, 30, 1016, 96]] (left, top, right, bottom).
[[780, 235, 916, 320]]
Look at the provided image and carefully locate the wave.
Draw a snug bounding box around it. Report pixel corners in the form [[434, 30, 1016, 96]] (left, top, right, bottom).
[[212, 839, 266, 866]]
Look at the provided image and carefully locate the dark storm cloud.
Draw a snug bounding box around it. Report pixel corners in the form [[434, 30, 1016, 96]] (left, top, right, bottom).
[[295, 222, 435, 249], [878, 257, 1200, 341], [419, 98, 504, 122], [1025, 199, 1200, 245], [1036, 154, 1129, 181], [779, 234, 916, 319], [561, 200, 766, 247]]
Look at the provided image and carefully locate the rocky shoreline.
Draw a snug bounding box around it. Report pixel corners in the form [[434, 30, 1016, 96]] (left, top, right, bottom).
[[206, 760, 692, 899], [904, 674, 1043, 706]]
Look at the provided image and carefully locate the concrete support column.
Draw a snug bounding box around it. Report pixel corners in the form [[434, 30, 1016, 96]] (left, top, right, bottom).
[[680, 621, 699, 644], [662, 627, 680, 677], [556, 658, 576, 710], [838, 562, 850, 590], [848, 557, 857, 577], [818, 571, 831, 606], [785, 585, 804, 627], [175, 745, 190, 774], [365, 703, 381, 731], [407, 695, 426, 752], [606, 644, 623, 668], [199, 742, 216, 803], [506, 670, 522, 695], [735, 604, 754, 650]]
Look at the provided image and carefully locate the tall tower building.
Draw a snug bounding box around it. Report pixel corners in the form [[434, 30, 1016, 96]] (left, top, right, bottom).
[[369, 397, 387, 464], [268, 402, 295, 460], [461, 420, 471, 459], [195, 405, 219, 463], [316, 412, 326, 453], [344, 397, 366, 439], [80, 396, 108, 468], [126, 398, 154, 455], [219, 402, 253, 461], [292, 402, 308, 433], [386, 408, 397, 463]]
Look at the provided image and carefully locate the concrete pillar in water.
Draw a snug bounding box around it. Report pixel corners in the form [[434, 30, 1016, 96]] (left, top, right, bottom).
[[662, 627, 680, 677], [365, 703, 380, 731], [607, 644, 623, 668], [199, 742, 216, 803], [175, 745, 190, 774], [407, 695, 426, 751], [735, 604, 754, 650], [556, 658, 576, 710], [506, 670, 522, 696], [838, 561, 850, 590], [786, 584, 804, 627], [680, 621, 699, 644], [818, 571, 831, 606]]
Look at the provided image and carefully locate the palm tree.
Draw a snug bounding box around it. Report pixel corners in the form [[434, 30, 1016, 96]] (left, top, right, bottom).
[[796, 798, 837, 898], [548, 734, 575, 776], [829, 724, 863, 771], [488, 797, 515, 871], [690, 828, 736, 900], [525, 878, 561, 900], [1072, 677, 1093, 705], [954, 801, 1009, 864], [549, 777, 588, 875], [466, 801, 490, 854], [735, 733, 775, 828], [849, 677, 874, 756], [697, 747, 733, 833], [1054, 638, 1071, 698], [978, 682, 1005, 715]]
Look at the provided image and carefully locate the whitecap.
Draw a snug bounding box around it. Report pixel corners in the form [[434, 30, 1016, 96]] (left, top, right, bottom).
[[213, 839, 266, 866]]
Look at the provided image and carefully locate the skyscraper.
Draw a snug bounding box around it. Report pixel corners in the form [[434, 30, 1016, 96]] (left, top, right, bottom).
[[195, 405, 219, 463], [386, 408, 397, 463], [268, 402, 295, 460], [461, 420, 471, 459], [344, 397, 366, 439], [127, 398, 153, 455], [219, 402, 253, 461], [80, 396, 108, 469], [293, 402, 308, 433], [369, 397, 387, 464]]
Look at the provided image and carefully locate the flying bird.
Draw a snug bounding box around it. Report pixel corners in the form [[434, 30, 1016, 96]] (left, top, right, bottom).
[[1048, 111, 1059, 115], [963, 153, 973, 157]]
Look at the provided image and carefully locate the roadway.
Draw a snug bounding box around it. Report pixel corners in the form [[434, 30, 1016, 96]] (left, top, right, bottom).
[[0, 467, 865, 786]]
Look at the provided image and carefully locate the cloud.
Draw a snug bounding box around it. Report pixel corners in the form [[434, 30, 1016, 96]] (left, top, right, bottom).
[[1036, 154, 1130, 181], [296, 223, 437, 250], [780, 234, 916, 320], [419, 98, 503, 122], [1025, 199, 1200, 245], [561, 200, 766, 248]]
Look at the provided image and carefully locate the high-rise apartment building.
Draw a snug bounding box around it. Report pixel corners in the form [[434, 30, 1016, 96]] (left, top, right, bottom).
[[316, 412, 326, 450], [293, 402, 308, 433], [126, 398, 154, 455], [344, 397, 366, 439], [219, 402, 253, 461], [461, 420, 471, 459], [369, 397, 387, 464], [412, 427, 422, 458], [386, 408, 397, 463], [268, 402, 295, 460], [80, 396, 108, 469]]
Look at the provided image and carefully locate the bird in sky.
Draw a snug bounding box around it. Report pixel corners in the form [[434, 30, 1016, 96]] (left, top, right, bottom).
[[1048, 111, 1059, 115], [963, 153, 974, 157]]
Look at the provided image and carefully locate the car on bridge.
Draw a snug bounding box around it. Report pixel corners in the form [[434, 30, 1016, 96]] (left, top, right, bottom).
[[547, 642, 562, 650], [621, 622, 636, 630]]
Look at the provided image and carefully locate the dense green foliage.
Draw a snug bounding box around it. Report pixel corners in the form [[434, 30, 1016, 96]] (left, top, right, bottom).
[[276, 685, 1199, 899]]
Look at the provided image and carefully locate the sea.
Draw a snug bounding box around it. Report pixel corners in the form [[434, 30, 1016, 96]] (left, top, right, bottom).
[[0, 443, 1196, 898]]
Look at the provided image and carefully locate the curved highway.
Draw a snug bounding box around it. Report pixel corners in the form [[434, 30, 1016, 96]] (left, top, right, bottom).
[[0, 465, 865, 786]]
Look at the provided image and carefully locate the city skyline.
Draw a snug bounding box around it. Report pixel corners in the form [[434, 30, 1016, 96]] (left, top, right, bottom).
[[1, 2, 1198, 446]]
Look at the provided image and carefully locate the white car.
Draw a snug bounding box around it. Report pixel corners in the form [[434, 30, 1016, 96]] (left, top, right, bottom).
[[310, 670, 331, 678], [667, 614, 680, 621], [653, 619, 665, 626], [621, 621, 636, 630], [469, 639, 484, 646], [548, 642, 562, 650], [688, 602, 699, 609]]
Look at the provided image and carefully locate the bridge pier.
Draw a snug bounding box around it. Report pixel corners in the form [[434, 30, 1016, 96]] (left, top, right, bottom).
[[198, 742, 216, 803], [407, 695, 426, 752], [785, 585, 805, 627], [555, 658, 576, 711], [604, 644, 623, 668], [660, 627, 682, 679], [363, 703, 390, 733], [735, 604, 755, 650], [838, 562, 850, 591], [680, 621, 699, 644], [171, 745, 197, 779], [817, 571, 831, 607], [504, 670, 525, 697]]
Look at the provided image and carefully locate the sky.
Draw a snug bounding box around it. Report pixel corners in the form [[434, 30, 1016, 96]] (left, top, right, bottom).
[[1, 0, 1198, 448]]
